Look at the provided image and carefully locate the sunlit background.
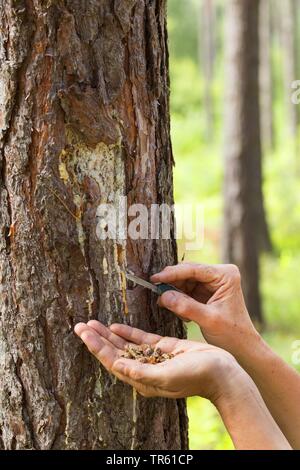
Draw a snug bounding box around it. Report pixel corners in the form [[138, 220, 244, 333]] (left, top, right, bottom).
[[167, 0, 300, 449]]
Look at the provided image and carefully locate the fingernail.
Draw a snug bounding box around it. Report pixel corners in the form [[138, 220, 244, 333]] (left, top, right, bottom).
[[150, 273, 161, 281], [160, 290, 179, 308], [74, 322, 86, 335]]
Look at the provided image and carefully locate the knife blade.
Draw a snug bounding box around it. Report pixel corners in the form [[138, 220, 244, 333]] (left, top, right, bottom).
[[125, 272, 181, 296]]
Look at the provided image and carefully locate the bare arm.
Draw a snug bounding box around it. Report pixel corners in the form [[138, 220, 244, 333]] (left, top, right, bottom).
[[74, 320, 291, 450], [231, 330, 300, 450], [152, 263, 300, 448], [215, 370, 291, 450]]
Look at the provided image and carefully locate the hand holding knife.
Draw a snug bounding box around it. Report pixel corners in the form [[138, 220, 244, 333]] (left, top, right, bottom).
[[125, 272, 182, 296]]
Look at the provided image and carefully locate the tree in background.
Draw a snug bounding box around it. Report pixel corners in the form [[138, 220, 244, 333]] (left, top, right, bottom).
[[280, 0, 299, 138], [199, 0, 215, 139], [0, 0, 188, 449], [259, 0, 274, 150], [223, 0, 271, 324]]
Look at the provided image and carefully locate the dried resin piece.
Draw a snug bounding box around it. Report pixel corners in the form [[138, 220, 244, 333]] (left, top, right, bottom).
[[121, 344, 174, 364]]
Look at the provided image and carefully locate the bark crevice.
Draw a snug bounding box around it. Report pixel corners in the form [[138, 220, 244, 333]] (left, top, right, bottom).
[[38, 315, 64, 448], [15, 357, 35, 449], [82, 221, 100, 319]]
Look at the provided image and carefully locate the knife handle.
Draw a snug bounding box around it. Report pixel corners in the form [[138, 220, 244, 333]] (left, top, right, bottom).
[[156, 283, 182, 296], [156, 283, 191, 323]]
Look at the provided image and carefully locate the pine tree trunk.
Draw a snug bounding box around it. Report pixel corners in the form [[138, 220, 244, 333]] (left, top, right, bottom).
[[0, 0, 188, 450], [223, 0, 269, 324], [259, 0, 274, 150], [199, 0, 215, 139]]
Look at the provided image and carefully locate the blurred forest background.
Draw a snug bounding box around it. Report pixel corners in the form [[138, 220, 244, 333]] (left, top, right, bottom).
[[167, 0, 300, 449]]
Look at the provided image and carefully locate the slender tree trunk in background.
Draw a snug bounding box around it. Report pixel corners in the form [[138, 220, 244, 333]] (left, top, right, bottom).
[[199, 0, 215, 139], [223, 0, 271, 324], [0, 0, 188, 450], [281, 0, 299, 138], [259, 0, 274, 150]]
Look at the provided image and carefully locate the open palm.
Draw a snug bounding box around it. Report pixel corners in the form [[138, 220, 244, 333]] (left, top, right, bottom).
[[74, 320, 236, 400]]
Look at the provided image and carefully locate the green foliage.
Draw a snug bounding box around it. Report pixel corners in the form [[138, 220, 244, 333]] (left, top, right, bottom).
[[170, 59, 202, 116], [168, 0, 300, 450], [168, 0, 199, 62], [188, 396, 233, 450]]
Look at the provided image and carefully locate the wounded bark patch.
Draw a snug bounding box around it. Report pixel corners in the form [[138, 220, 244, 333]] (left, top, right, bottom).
[[57, 129, 127, 321]]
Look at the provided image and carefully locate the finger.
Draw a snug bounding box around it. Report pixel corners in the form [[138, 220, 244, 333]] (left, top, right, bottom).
[[75, 323, 123, 352], [158, 278, 189, 291], [74, 322, 89, 336], [87, 320, 127, 349], [159, 290, 210, 324], [151, 263, 218, 285], [112, 370, 156, 396], [113, 369, 175, 398], [112, 370, 178, 399], [76, 326, 120, 370], [155, 336, 183, 353], [112, 358, 164, 387], [109, 324, 162, 345], [157, 296, 191, 323]]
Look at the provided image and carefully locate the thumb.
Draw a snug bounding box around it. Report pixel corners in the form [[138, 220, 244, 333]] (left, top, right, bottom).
[[159, 291, 209, 324]]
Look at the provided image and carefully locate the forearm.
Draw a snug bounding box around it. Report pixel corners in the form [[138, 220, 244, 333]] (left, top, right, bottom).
[[215, 370, 291, 450], [231, 330, 300, 449]]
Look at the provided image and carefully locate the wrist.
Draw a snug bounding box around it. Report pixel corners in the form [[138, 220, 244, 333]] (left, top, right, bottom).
[[213, 365, 256, 409], [207, 352, 249, 405], [213, 366, 292, 450], [225, 322, 262, 361], [231, 326, 269, 370]]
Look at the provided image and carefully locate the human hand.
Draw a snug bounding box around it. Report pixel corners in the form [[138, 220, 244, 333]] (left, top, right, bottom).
[[74, 320, 243, 402], [151, 263, 260, 356], [74, 320, 291, 450]]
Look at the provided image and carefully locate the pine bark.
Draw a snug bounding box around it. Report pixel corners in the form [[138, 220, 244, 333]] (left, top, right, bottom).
[[223, 0, 270, 324], [0, 0, 188, 450]]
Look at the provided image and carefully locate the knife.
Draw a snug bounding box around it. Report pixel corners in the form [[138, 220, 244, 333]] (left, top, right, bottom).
[[125, 272, 181, 296]]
